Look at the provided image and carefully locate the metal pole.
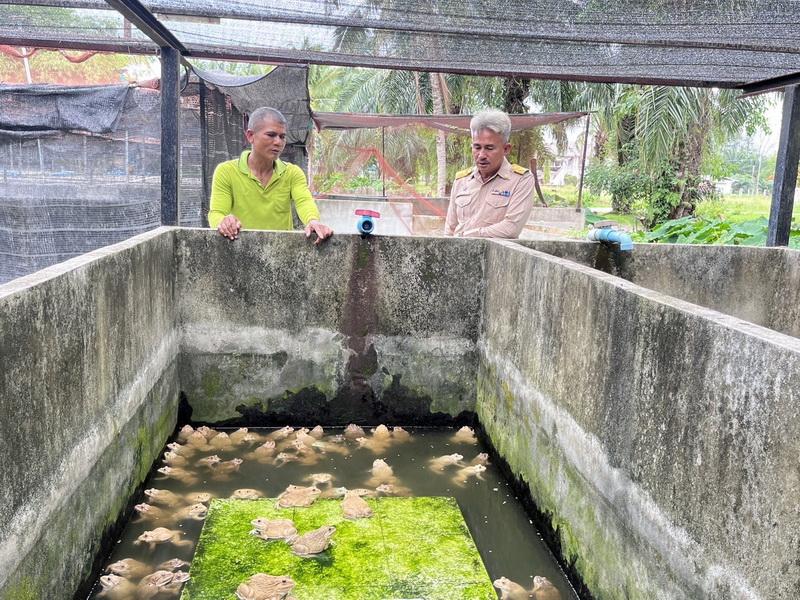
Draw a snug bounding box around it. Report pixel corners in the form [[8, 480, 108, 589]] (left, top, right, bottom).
[[767, 85, 800, 246], [576, 114, 591, 212], [124, 129, 130, 182], [160, 46, 180, 225], [381, 126, 386, 198]]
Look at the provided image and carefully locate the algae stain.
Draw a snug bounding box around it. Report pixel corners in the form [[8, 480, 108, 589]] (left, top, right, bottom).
[[201, 368, 222, 399], [3, 577, 38, 600]]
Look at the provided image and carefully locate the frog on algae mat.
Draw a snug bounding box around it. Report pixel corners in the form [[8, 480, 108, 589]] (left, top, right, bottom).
[[181, 496, 496, 599]]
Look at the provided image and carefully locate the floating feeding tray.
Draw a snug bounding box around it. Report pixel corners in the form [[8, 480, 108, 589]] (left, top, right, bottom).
[[181, 496, 495, 599]]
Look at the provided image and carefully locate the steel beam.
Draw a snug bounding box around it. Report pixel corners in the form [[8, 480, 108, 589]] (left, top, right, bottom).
[[160, 45, 180, 225], [767, 85, 800, 247], [103, 0, 187, 53], [741, 70, 800, 96]]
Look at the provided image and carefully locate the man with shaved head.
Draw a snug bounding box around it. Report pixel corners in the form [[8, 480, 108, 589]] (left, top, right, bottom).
[[444, 108, 535, 238], [209, 106, 333, 244]]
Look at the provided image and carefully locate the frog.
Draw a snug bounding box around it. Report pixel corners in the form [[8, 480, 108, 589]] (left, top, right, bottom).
[[532, 576, 562, 600], [250, 517, 297, 540], [391, 426, 411, 442], [232, 488, 263, 500], [162, 450, 188, 467], [166, 441, 193, 456], [196, 425, 219, 440], [287, 525, 336, 556], [294, 428, 317, 447], [428, 453, 465, 472], [156, 558, 189, 571], [97, 574, 137, 598], [229, 427, 250, 444], [185, 491, 213, 504], [186, 431, 210, 448], [176, 424, 195, 443], [304, 472, 334, 487], [343, 423, 365, 439], [105, 557, 150, 580], [451, 425, 477, 444], [320, 486, 348, 499], [144, 488, 181, 507], [371, 424, 391, 438], [157, 466, 198, 485], [135, 527, 193, 550], [198, 454, 222, 468], [235, 573, 296, 600], [276, 485, 321, 508], [452, 464, 487, 487], [355, 435, 391, 454], [342, 489, 373, 519], [175, 502, 208, 521], [209, 431, 233, 449], [253, 441, 277, 457], [366, 459, 395, 486], [309, 425, 325, 439], [133, 502, 166, 522], [471, 452, 490, 465], [267, 426, 294, 441], [137, 570, 190, 599], [493, 576, 531, 600], [211, 458, 244, 480]]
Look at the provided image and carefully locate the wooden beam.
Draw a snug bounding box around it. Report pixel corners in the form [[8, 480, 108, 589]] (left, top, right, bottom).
[[767, 85, 800, 247]]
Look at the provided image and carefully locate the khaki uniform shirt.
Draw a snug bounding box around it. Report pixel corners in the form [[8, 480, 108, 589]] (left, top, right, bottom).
[[444, 158, 535, 238]]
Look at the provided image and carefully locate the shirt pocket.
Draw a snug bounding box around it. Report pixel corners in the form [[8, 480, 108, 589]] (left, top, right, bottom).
[[486, 192, 511, 209]]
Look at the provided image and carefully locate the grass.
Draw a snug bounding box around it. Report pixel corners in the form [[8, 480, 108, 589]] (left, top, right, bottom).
[[181, 497, 495, 600]]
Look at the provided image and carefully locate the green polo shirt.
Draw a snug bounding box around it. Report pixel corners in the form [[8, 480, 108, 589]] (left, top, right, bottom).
[[208, 150, 321, 230]]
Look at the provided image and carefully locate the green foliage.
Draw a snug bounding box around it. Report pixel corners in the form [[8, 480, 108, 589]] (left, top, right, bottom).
[[640, 216, 800, 248], [584, 161, 651, 214], [183, 497, 494, 600]]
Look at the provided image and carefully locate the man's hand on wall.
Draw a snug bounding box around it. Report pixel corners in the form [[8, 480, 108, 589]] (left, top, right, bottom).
[[218, 215, 242, 241], [305, 220, 334, 245]]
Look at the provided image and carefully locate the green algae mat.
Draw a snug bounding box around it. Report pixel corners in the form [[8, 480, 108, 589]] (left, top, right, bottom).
[[181, 496, 495, 600]]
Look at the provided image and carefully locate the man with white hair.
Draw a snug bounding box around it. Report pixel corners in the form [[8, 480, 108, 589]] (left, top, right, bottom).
[[209, 106, 333, 244], [444, 109, 535, 238]]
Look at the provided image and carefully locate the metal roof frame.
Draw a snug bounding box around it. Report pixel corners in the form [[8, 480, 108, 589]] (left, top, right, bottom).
[[1, 0, 797, 245]]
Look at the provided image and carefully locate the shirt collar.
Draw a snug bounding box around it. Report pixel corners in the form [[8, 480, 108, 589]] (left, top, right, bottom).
[[238, 150, 286, 178], [472, 158, 513, 183]]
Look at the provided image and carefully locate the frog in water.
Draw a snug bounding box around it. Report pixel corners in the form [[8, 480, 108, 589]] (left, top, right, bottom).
[[185, 491, 213, 504], [267, 426, 294, 441], [287, 525, 336, 556], [104, 557, 150, 580], [235, 573, 296, 600], [156, 558, 189, 571], [304, 472, 334, 487], [144, 488, 182, 507], [133, 502, 166, 522], [532, 576, 562, 600], [366, 458, 395, 486], [137, 569, 190, 599], [157, 466, 198, 485], [135, 527, 193, 550], [493, 576, 530, 600], [309, 425, 325, 439], [174, 502, 208, 521], [343, 423, 365, 439], [209, 431, 233, 449], [229, 427, 251, 444], [162, 450, 188, 467], [471, 452, 490, 465], [250, 517, 297, 540], [391, 426, 411, 442], [452, 464, 487, 487], [451, 425, 477, 444], [176, 424, 195, 442], [196, 425, 219, 440], [97, 574, 137, 598], [428, 453, 465, 472]]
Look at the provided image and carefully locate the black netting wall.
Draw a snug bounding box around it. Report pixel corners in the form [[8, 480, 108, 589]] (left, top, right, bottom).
[[0, 65, 311, 284]]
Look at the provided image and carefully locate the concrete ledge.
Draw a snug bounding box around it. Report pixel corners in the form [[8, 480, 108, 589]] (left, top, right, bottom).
[[518, 239, 800, 339], [0, 228, 179, 598], [478, 240, 800, 599]]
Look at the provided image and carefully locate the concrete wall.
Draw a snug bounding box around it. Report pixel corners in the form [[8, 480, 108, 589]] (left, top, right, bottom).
[[176, 231, 484, 424], [478, 240, 800, 600], [519, 239, 800, 339], [0, 229, 179, 600]]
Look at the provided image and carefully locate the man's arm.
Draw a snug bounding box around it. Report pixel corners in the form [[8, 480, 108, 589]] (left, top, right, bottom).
[[289, 165, 322, 225], [443, 183, 459, 236], [465, 175, 534, 239], [208, 164, 233, 229], [289, 165, 332, 244]]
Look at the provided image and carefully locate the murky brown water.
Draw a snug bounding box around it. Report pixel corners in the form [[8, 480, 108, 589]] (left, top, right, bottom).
[[87, 426, 578, 599]]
